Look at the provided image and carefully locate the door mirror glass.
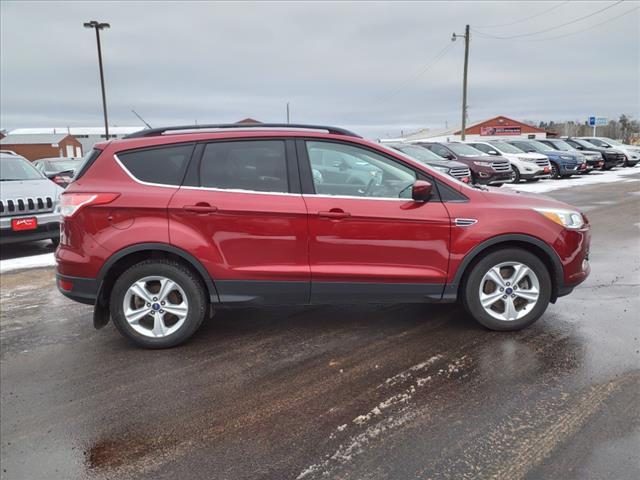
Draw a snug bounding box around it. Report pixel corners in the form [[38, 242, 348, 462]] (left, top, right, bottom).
[[412, 180, 432, 202]]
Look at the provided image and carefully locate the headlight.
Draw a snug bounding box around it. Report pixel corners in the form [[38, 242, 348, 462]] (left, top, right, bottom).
[[559, 155, 573, 160], [518, 157, 534, 162], [473, 161, 490, 166], [534, 208, 585, 229], [433, 166, 449, 174]]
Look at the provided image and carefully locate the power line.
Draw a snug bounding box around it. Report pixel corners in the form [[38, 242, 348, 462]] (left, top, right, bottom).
[[520, 5, 639, 42], [472, 0, 625, 39], [475, 0, 570, 28], [372, 42, 457, 106]]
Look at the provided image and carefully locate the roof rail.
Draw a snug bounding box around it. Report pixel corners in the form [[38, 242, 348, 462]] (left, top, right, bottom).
[[123, 123, 361, 139]]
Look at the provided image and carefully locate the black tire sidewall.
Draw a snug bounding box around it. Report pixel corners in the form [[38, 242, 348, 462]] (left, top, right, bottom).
[[110, 260, 207, 348], [463, 249, 551, 331]]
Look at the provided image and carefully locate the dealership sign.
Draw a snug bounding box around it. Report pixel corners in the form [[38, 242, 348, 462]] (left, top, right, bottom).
[[480, 126, 521, 136], [588, 116, 607, 126]]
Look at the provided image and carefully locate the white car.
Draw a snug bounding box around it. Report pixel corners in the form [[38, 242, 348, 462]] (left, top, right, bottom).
[[579, 137, 640, 167], [465, 140, 552, 183]]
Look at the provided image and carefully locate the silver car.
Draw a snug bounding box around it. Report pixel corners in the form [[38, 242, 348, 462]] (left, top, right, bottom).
[[0, 152, 64, 246]]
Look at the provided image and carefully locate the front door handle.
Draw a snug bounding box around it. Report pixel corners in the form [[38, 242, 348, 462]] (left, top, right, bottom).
[[318, 209, 351, 220], [183, 203, 218, 214]]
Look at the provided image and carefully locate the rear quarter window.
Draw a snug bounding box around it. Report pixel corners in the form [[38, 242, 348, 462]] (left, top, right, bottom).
[[117, 144, 195, 185]]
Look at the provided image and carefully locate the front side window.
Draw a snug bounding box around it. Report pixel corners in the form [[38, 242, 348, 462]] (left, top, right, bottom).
[[200, 140, 288, 193], [584, 138, 609, 148], [306, 141, 416, 199], [118, 144, 194, 185]]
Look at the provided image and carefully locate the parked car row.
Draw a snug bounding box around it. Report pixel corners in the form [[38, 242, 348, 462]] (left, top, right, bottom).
[[382, 135, 636, 186]]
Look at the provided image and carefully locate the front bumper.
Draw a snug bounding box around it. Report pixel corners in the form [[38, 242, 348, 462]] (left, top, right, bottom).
[[0, 211, 60, 245]]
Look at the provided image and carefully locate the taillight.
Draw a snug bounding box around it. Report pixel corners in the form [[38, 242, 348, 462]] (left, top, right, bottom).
[[60, 193, 120, 218]]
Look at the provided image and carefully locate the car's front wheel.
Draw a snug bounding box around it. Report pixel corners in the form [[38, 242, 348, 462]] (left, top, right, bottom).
[[462, 248, 551, 331], [110, 259, 207, 348], [550, 162, 561, 179]]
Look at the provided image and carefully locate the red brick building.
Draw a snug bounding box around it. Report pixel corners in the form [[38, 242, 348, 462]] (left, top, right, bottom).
[[0, 134, 83, 161]]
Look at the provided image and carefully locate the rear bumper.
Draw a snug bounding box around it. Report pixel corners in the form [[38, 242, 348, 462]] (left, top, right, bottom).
[[56, 272, 99, 305]]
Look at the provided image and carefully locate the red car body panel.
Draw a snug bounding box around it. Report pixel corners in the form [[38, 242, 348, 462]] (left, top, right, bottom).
[[55, 129, 590, 309]]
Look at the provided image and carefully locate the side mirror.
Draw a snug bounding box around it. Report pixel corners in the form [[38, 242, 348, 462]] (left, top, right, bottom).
[[443, 153, 455, 160], [412, 180, 432, 202], [488, 150, 499, 155]]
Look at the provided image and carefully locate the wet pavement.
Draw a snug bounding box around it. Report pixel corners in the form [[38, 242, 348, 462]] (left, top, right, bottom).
[[1, 176, 639, 480]]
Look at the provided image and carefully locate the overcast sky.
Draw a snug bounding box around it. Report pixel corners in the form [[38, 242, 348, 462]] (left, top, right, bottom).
[[1, 0, 639, 138]]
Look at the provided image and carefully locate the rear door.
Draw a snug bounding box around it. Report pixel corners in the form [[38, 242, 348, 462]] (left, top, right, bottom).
[[168, 138, 310, 304], [299, 140, 451, 303]]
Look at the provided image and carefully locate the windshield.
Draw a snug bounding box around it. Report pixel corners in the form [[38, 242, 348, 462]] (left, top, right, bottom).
[[0, 156, 44, 181], [585, 138, 610, 148], [447, 143, 485, 156], [488, 141, 522, 154], [601, 137, 622, 146], [393, 144, 446, 163], [522, 140, 554, 152], [47, 160, 80, 171], [548, 140, 574, 151]]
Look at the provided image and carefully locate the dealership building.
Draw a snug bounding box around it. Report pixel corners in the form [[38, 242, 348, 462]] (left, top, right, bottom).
[[397, 116, 548, 143]]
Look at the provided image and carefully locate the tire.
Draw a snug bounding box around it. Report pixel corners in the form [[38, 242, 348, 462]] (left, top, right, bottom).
[[512, 167, 521, 184], [51, 237, 60, 248], [550, 162, 561, 179], [462, 248, 551, 331], [110, 259, 207, 348]]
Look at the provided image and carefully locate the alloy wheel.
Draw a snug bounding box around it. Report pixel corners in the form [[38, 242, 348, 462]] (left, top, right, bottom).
[[123, 276, 189, 338], [478, 262, 540, 322]]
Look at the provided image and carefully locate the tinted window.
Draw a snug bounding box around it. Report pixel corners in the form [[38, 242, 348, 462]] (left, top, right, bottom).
[[119, 144, 194, 185], [447, 143, 485, 156], [200, 140, 288, 193], [307, 141, 416, 199]]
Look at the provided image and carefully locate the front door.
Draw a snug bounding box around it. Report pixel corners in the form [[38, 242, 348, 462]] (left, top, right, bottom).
[[169, 139, 309, 304], [300, 140, 451, 303]]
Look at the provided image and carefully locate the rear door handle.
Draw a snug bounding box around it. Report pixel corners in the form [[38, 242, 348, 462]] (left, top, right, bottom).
[[183, 203, 218, 214], [318, 209, 351, 220]]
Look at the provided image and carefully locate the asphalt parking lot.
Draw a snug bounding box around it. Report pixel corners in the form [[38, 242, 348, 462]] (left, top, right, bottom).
[[1, 175, 639, 480]]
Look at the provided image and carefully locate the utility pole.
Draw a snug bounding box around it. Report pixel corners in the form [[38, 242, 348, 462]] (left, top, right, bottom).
[[286, 102, 290, 124], [452, 25, 470, 140], [84, 20, 111, 140]]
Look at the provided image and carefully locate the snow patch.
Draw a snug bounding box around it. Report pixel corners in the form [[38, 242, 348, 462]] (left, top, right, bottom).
[[503, 166, 640, 194], [0, 253, 56, 274]]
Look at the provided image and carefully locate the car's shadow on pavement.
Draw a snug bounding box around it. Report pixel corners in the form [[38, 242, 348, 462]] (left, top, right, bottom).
[[0, 240, 55, 260]]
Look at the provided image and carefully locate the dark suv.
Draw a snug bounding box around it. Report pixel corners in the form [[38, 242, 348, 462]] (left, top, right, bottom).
[[56, 124, 590, 348], [417, 142, 513, 186], [563, 138, 625, 170]]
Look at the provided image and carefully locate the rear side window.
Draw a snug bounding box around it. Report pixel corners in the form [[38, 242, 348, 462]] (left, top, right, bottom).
[[118, 144, 194, 185], [199, 140, 288, 193]]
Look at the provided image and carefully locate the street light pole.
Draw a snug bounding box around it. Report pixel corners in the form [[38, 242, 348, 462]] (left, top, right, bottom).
[[84, 21, 111, 140], [452, 25, 470, 140]]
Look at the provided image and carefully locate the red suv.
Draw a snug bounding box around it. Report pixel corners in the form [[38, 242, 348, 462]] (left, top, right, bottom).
[[56, 124, 590, 348]]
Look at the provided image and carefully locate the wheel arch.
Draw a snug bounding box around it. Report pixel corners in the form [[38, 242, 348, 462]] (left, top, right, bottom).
[[447, 234, 563, 304], [93, 243, 219, 328]]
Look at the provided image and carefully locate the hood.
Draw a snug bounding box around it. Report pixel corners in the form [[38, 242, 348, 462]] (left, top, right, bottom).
[[459, 154, 509, 163], [425, 159, 468, 169], [517, 152, 548, 160], [479, 185, 577, 211], [0, 178, 64, 201]]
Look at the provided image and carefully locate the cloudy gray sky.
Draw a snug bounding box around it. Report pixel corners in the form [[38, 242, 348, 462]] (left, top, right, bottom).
[[1, 0, 639, 138]]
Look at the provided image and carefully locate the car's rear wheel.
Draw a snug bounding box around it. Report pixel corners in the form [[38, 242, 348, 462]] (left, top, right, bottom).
[[462, 248, 551, 331], [110, 259, 207, 348]]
